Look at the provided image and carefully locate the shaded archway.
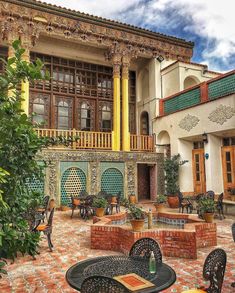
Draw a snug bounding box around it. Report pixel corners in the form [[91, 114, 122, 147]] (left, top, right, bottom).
[[184, 76, 200, 89], [157, 130, 171, 157], [140, 111, 149, 135]]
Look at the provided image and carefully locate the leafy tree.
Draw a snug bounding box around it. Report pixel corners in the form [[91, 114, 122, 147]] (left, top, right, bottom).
[[164, 154, 188, 195], [0, 40, 51, 262]]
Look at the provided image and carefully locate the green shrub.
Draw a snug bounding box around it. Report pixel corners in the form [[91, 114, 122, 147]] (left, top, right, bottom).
[[93, 197, 108, 208], [128, 205, 146, 220], [155, 194, 167, 204]]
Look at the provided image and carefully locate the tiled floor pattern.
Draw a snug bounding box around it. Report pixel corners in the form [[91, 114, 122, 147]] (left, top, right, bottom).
[[1, 210, 234, 293]]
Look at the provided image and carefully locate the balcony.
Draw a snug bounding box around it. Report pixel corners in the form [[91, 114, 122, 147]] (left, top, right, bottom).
[[35, 128, 155, 152], [159, 70, 235, 116]]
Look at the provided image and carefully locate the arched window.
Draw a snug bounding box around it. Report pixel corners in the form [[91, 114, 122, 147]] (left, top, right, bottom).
[[101, 105, 111, 132], [140, 111, 149, 135], [80, 102, 91, 131], [32, 97, 45, 124], [58, 100, 69, 129]]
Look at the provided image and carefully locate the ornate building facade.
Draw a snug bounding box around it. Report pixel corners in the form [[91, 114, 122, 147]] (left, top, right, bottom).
[[1, 0, 234, 204]]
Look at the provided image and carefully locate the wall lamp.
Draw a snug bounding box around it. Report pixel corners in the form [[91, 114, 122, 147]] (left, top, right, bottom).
[[202, 132, 208, 143], [156, 55, 164, 63]]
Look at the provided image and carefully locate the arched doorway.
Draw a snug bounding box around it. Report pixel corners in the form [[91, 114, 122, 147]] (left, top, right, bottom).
[[157, 130, 171, 157], [140, 111, 149, 135], [61, 167, 86, 205], [101, 168, 124, 196]]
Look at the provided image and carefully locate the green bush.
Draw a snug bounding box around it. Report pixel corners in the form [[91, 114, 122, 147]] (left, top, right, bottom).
[[164, 154, 188, 195], [93, 197, 108, 208], [128, 205, 146, 220], [199, 198, 215, 213], [155, 194, 167, 204]]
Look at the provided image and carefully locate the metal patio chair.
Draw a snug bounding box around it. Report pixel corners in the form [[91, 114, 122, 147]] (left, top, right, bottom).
[[182, 248, 227, 293], [129, 237, 162, 264]]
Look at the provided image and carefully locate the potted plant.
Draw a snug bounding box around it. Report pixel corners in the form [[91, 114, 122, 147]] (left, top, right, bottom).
[[127, 205, 146, 232], [199, 198, 215, 223], [154, 195, 167, 212], [129, 194, 136, 204], [93, 197, 108, 217], [164, 154, 188, 208], [228, 188, 235, 202]]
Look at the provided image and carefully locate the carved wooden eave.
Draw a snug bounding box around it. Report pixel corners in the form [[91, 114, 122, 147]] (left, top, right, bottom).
[[0, 0, 194, 61]]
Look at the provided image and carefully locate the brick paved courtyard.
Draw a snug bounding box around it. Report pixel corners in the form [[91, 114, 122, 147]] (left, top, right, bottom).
[[1, 210, 234, 293]]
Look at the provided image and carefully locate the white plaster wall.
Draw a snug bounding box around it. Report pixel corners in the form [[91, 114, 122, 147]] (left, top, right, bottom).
[[161, 61, 219, 98], [154, 94, 235, 192], [178, 139, 194, 192], [162, 65, 180, 98], [204, 134, 223, 194]]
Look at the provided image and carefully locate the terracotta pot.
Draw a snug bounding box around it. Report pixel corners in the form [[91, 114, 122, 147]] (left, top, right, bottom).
[[129, 195, 136, 204], [167, 196, 179, 208], [130, 219, 145, 232], [204, 212, 214, 223], [111, 196, 117, 204], [96, 207, 105, 217], [154, 203, 165, 213]]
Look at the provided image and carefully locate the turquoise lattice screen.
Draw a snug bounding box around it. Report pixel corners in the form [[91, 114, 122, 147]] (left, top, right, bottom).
[[208, 73, 235, 100], [61, 167, 86, 205], [164, 87, 201, 114], [26, 175, 45, 195], [101, 168, 124, 197]]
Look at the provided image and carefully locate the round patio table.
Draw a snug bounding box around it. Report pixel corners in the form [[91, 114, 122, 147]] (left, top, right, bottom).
[[66, 255, 176, 292]]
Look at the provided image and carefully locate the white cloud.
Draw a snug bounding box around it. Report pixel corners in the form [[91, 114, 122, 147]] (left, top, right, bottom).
[[40, 0, 235, 71]]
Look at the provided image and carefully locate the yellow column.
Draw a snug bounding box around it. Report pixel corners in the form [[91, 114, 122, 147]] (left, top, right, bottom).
[[8, 45, 15, 99], [21, 48, 30, 115], [122, 59, 130, 151], [112, 61, 121, 151]]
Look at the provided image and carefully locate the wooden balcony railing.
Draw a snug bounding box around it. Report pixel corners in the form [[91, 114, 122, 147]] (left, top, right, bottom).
[[35, 128, 112, 150], [35, 128, 155, 152], [130, 134, 155, 152]]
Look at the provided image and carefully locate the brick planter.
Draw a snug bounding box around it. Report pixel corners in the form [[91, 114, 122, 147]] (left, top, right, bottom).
[[91, 212, 217, 259]]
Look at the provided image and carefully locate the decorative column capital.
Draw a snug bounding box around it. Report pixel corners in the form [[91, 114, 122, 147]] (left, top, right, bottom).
[[1, 17, 41, 50], [105, 42, 122, 78]]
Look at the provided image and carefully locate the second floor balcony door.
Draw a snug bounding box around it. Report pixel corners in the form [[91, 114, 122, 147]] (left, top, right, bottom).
[[54, 96, 73, 130]]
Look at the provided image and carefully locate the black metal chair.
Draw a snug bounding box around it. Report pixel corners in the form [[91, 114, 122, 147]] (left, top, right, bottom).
[[81, 275, 128, 293], [206, 190, 215, 200], [232, 222, 235, 242], [36, 208, 55, 251], [129, 237, 162, 264], [79, 190, 89, 198], [36, 195, 50, 221], [182, 248, 227, 293], [215, 192, 225, 220], [70, 196, 81, 218], [178, 191, 193, 214], [195, 193, 205, 218], [81, 195, 94, 220]]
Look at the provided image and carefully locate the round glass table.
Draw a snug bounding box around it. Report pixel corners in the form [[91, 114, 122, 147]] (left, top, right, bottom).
[[66, 255, 176, 292]]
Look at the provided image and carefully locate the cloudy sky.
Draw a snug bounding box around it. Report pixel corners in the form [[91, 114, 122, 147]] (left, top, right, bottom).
[[41, 0, 234, 72]]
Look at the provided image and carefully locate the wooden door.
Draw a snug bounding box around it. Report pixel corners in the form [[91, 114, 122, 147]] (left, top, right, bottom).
[[192, 149, 206, 193], [137, 164, 150, 201], [221, 146, 235, 193]]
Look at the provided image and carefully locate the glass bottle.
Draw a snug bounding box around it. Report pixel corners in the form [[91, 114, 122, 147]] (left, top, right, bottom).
[[149, 251, 156, 274]]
